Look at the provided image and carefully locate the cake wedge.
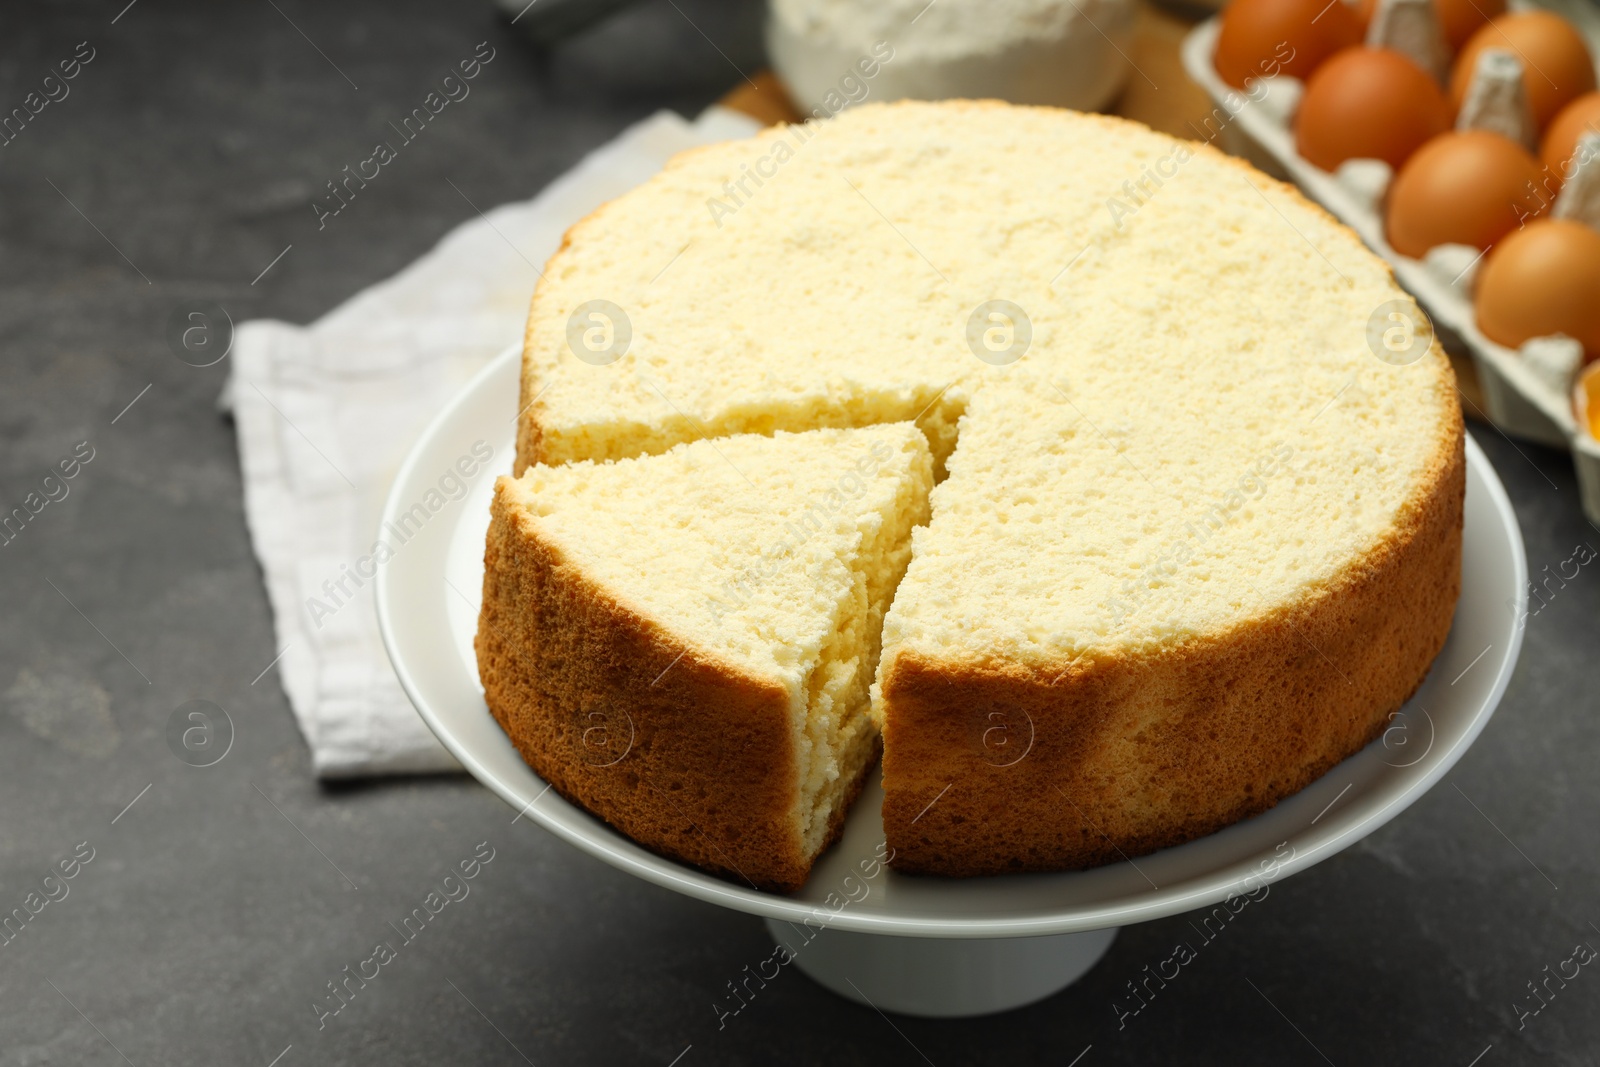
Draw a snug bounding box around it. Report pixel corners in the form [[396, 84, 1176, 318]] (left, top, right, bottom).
[[477, 423, 933, 891]]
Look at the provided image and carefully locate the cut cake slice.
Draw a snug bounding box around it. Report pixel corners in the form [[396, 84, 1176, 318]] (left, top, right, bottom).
[[477, 423, 933, 891]]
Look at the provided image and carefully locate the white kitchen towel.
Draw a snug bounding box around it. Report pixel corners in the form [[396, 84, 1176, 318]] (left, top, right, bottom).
[[231, 107, 764, 778]]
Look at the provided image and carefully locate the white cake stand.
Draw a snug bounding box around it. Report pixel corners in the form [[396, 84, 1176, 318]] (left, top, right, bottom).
[[376, 347, 1527, 1018]]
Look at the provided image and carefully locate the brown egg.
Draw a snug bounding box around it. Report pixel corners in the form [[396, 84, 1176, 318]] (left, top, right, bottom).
[[1297, 48, 1451, 170], [1450, 12, 1597, 131], [1354, 0, 1505, 50], [1541, 91, 1600, 178], [1477, 219, 1600, 362], [1577, 362, 1600, 439], [1386, 130, 1549, 257], [1215, 0, 1361, 90], [1436, 0, 1505, 51]]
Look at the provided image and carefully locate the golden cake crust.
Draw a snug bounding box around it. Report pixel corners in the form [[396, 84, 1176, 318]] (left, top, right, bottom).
[[476, 477, 872, 893], [878, 397, 1464, 876]]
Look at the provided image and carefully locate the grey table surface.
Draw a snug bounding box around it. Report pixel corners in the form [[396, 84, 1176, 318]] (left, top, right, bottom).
[[2, 1, 1597, 1064]]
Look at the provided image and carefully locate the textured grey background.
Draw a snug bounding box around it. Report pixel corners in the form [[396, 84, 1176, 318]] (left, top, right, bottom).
[[1, 1, 1596, 1064]]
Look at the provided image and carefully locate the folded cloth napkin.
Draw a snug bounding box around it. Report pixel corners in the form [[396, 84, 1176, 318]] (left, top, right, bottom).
[[231, 107, 763, 778]]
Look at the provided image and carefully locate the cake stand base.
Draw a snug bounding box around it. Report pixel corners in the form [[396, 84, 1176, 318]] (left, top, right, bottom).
[[765, 918, 1119, 1017]]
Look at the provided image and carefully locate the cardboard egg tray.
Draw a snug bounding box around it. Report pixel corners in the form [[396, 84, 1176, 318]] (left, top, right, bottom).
[[1180, 18, 1600, 525]]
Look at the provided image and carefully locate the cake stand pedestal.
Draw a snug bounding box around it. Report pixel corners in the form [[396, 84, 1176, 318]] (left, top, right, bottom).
[[765, 918, 1118, 1017], [377, 346, 1527, 1020]]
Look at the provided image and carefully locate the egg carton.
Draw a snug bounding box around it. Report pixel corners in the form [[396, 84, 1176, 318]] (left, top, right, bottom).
[[1180, 17, 1600, 526]]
